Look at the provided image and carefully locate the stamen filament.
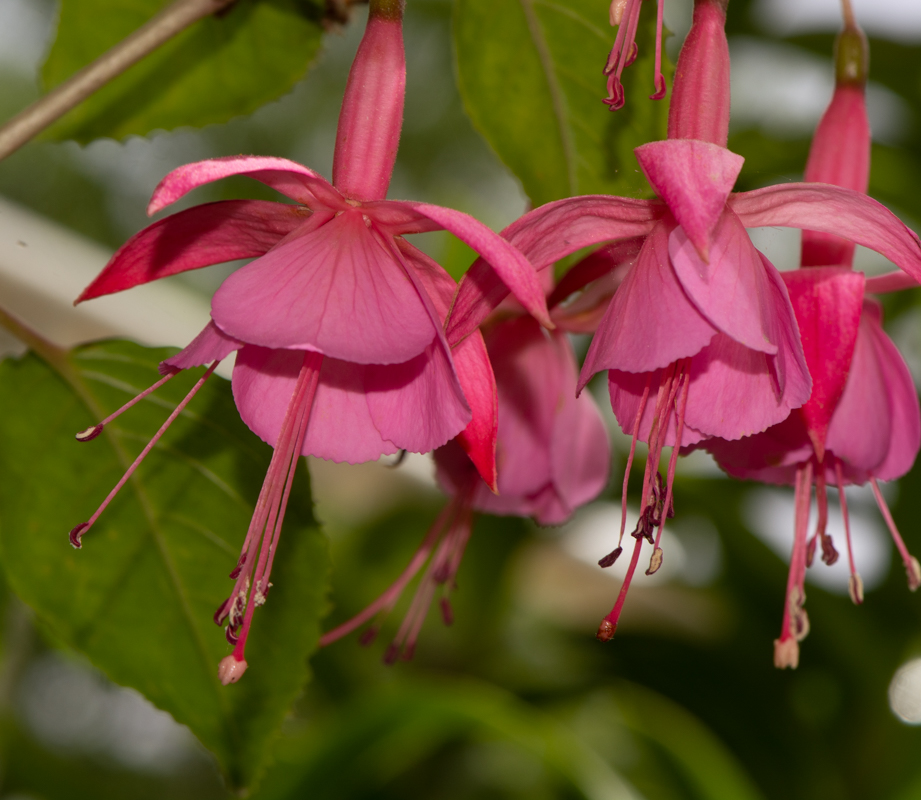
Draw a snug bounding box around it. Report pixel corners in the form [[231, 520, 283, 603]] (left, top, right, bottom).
[[597, 532, 644, 641], [835, 461, 863, 604], [870, 477, 921, 591], [69, 362, 217, 548], [619, 374, 652, 545]]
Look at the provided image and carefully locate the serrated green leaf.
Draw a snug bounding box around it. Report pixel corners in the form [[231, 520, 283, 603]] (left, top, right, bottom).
[[454, 0, 670, 206], [42, 0, 324, 143], [0, 340, 329, 791]]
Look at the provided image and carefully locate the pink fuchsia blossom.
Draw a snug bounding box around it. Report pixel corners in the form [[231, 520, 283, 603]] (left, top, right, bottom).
[[703, 19, 921, 669], [603, 0, 667, 110], [446, 0, 921, 643], [319, 298, 610, 661], [70, 0, 543, 684]]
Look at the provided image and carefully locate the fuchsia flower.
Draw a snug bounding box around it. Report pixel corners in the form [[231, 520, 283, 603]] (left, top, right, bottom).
[[319, 292, 610, 660], [69, 0, 546, 684], [703, 19, 921, 669], [446, 0, 921, 643]]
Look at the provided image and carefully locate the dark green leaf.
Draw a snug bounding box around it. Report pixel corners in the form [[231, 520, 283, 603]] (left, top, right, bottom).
[[454, 0, 670, 205], [43, 0, 325, 143], [0, 340, 329, 791]]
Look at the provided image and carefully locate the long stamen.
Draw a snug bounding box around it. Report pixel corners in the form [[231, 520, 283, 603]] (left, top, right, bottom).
[[775, 462, 813, 669], [870, 478, 921, 591], [603, 0, 644, 110], [69, 362, 218, 548], [217, 352, 322, 685], [597, 531, 644, 641], [835, 461, 863, 604], [650, 361, 690, 572], [319, 500, 456, 646], [649, 0, 667, 99], [75, 368, 179, 442], [616, 374, 652, 549]]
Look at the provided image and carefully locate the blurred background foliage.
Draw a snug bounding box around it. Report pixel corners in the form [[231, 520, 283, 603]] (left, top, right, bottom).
[[1, 0, 921, 798]]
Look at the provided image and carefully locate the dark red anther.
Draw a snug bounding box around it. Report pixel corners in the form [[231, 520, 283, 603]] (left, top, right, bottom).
[[358, 627, 379, 647], [75, 424, 103, 442], [400, 643, 416, 661], [599, 546, 623, 568], [69, 523, 88, 549], [383, 643, 400, 665], [821, 534, 840, 566], [225, 626, 239, 645], [440, 597, 454, 626]]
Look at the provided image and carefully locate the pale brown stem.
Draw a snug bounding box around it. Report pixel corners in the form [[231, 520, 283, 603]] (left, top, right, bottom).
[[0, 0, 237, 162]]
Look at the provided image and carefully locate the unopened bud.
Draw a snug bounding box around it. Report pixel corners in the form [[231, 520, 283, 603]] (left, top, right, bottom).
[[773, 638, 800, 669], [645, 547, 663, 576], [848, 573, 864, 605], [218, 655, 248, 685]]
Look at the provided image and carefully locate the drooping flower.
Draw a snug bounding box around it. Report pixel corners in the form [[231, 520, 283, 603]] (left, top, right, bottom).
[[319, 293, 610, 660], [69, 0, 545, 685], [445, 0, 921, 643], [703, 16, 921, 669], [603, 0, 667, 110]]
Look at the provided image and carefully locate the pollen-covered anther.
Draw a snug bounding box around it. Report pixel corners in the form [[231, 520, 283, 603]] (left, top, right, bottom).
[[848, 573, 864, 605], [69, 522, 88, 549], [596, 619, 616, 642], [645, 546, 663, 576], [253, 580, 273, 607], [75, 424, 103, 442], [773, 637, 799, 669], [907, 556, 921, 592], [218, 655, 248, 686]]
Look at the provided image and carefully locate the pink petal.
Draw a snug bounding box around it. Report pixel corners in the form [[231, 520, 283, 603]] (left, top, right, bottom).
[[487, 317, 559, 498], [550, 337, 610, 512], [233, 346, 399, 463], [865, 270, 920, 294], [160, 321, 242, 374], [867, 309, 921, 480], [451, 330, 498, 492], [365, 337, 471, 454], [669, 209, 777, 355], [212, 209, 436, 364], [148, 156, 345, 215], [704, 414, 811, 485], [332, 13, 405, 202], [446, 195, 662, 345], [635, 140, 743, 259], [608, 368, 706, 447], [547, 237, 644, 309], [78, 201, 307, 302], [580, 221, 718, 387], [782, 268, 864, 456], [684, 328, 809, 441], [824, 304, 892, 473], [730, 184, 921, 282], [396, 201, 553, 330], [392, 238, 457, 319]]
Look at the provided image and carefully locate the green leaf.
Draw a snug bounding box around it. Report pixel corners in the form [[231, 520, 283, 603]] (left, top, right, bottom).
[[42, 0, 325, 143], [454, 0, 670, 206], [0, 340, 329, 791]]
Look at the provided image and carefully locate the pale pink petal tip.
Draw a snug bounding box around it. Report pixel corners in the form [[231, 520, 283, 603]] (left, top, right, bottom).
[[218, 655, 248, 685]]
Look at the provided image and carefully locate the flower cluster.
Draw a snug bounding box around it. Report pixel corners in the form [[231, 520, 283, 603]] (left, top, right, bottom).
[[69, 0, 921, 681]]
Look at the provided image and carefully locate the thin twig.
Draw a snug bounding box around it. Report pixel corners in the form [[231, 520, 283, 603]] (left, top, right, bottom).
[[0, 0, 237, 162]]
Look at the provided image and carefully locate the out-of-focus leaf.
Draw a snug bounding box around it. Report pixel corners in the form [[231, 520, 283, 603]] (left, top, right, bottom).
[[42, 0, 325, 143], [0, 340, 329, 791], [616, 681, 765, 800], [454, 0, 670, 206], [256, 679, 641, 799]]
